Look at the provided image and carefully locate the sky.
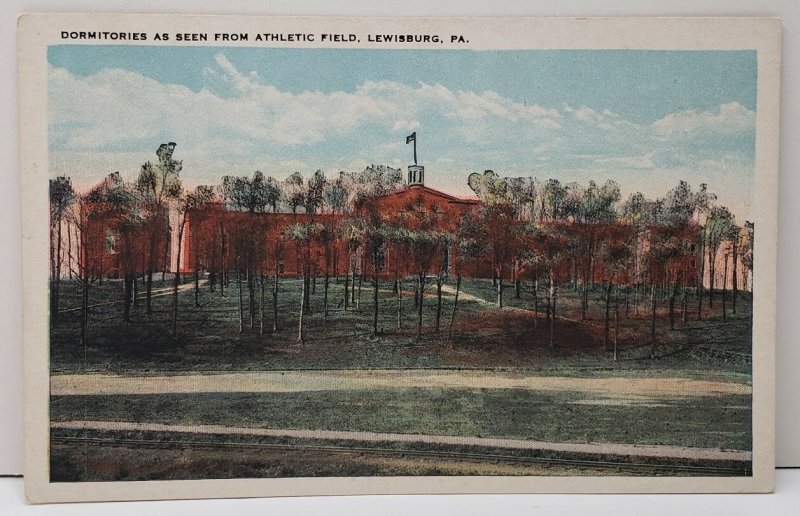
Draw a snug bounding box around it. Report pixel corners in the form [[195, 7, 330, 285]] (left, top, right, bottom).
[[47, 46, 757, 222]]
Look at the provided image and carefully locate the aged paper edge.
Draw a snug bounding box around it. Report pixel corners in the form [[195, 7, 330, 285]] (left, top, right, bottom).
[[19, 13, 780, 502]]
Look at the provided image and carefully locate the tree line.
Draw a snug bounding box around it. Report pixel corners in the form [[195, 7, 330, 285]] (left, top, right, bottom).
[[50, 143, 754, 359], [460, 170, 753, 358]]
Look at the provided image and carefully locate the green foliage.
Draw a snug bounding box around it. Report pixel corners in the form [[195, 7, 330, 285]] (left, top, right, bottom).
[[137, 142, 183, 204], [49, 176, 76, 217], [285, 222, 325, 243], [325, 174, 349, 214], [467, 169, 508, 204], [283, 171, 306, 214], [222, 171, 271, 212], [705, 206, 735, 251], [305, 170, 327, 214]]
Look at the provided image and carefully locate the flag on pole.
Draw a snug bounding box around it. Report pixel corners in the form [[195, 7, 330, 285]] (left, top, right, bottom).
[[406, 132, 416, 144]]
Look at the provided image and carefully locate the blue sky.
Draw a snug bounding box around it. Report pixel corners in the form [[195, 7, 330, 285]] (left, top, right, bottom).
[[47, 45, 757, 221]]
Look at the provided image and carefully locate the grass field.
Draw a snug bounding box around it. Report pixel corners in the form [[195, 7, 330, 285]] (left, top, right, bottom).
[[48, 275, 753, 480], [50, 276, 752, 374], [49, 428, 750, 481], [50, 388, 751, 450]]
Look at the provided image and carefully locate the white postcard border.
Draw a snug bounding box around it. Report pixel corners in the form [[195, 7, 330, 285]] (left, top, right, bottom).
[[19, 13, 780, 502]]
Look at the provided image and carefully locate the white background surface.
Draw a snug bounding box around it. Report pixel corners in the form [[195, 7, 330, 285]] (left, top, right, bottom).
[[0, 471, 797, 514], [2, 0, 798, 511]]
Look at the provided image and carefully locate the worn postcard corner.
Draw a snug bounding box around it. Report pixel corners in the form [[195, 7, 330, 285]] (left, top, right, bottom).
[[19, 13, 779, 502]]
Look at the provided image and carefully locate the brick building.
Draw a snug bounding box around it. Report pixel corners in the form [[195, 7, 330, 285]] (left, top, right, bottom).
[[181, 163, 480, 280]]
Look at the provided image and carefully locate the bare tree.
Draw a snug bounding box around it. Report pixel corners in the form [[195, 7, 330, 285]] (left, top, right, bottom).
[[136, 142, 183, 316], [171, 185, 215, 337], [286, 222, 324, 343], [49, 176, 76, 324]]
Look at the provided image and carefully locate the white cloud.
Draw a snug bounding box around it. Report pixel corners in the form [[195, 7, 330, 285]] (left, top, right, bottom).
[[48, 54, 756, 222], [595, 153, 656, 170], [652, 101, 755, 139]]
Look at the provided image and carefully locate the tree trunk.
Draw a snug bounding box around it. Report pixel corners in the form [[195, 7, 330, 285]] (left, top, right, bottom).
[[532, 277, 539, 329], [324, 273, 329, 320], [210, 258, 216, 293], [162, 226, 169, 282], [682, 284, 688, 325], [357, 269, 363, 310], [272, 267, 279, 333], [581, 267, 589, 322], [298, 267, 306, 343], [146, 230, 155, 316], [194, 248, 200, 308], [625, 286, 630, 318], [435, 277, 443, 333], [260, 274, 265, 335], [697, 230, 705, 320], [303, 274, 311, 315], [80, 275, 89, 350], [237, 264, 243, 334], [669, 277, 679, 331], [417, 273, 425, 341], [79, 228, 90, 351], [51, 218, 63, 325], [614, 291, 619, 361], [732, 239, 738, 314], [344, 268, 350, 311], [722, 253, 729, 322], [132, 274, 138, 309], [447, 274, 461, 344], [604, 280, 612, 352], [372, 269, 379, 338], [351, 261, 357, 305], [650, 282, 657, 359], [123, 273, 133, 323], [397, 278, 403, 330], [219, 223, 226, 297], [571, 258, 577, 290], [67, 219, 73, 279], [496, 271, 503, 308], [549, 280, 557, 351], [545, 278, 552, 325], [708, 246, 716, 309], [247, 266, 256, 330], [333, 251, 339, 282]]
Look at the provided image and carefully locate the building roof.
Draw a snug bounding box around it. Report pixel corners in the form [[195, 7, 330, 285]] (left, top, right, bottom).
[[381, 184, 481, 206]]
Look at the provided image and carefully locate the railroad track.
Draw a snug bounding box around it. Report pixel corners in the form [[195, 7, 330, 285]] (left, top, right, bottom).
[[51, 434, 750, 477]]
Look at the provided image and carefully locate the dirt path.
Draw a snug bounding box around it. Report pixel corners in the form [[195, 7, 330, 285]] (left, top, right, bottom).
[[440, 284, 485, 304], [51, 369, 750, 399], [440, 284, 540, 315], [51, 420, 751, 462]]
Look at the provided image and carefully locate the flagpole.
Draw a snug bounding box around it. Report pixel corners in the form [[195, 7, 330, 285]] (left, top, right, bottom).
[[414, 136, 417, 165]]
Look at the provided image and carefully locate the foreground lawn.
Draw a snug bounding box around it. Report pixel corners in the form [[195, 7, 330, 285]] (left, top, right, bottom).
[[50, 427, 750, 482], [50, 388, 752, 451]]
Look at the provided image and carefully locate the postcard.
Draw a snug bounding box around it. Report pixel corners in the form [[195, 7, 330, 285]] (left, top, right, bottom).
[[19, 13, 780, 502]]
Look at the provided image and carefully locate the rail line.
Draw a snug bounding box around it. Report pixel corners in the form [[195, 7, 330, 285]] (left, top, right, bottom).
[[50, 434, 751, 477]]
